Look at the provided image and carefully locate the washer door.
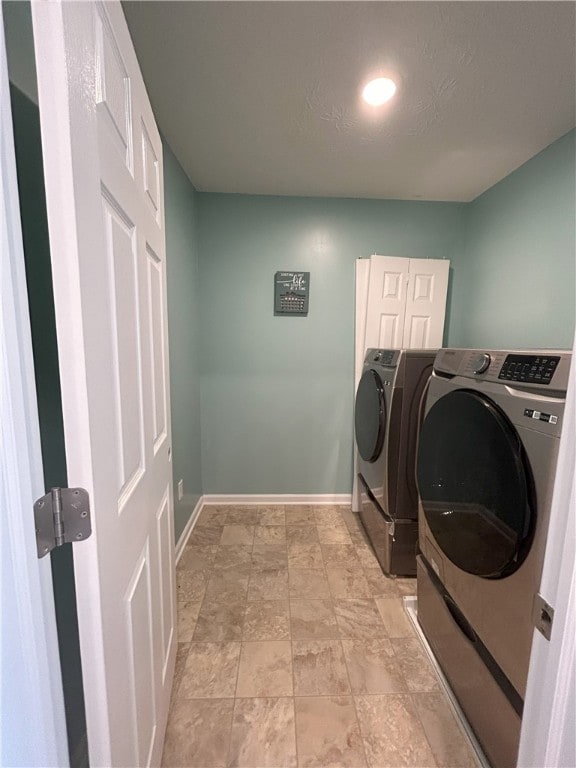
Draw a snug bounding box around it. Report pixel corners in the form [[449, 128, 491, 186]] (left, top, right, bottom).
[[416, 389, 534, 578], [355, 369, 387, 463]]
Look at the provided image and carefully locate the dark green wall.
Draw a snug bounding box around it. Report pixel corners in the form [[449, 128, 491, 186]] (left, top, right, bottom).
[[9, 84, 88, 768]]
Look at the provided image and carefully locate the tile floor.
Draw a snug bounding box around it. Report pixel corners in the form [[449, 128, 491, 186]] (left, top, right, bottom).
[[166, 504, 479, 768]]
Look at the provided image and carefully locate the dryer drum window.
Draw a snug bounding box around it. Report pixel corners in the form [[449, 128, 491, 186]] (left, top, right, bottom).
[[355, 369, 387, 463], [416, 390, 535, 578]]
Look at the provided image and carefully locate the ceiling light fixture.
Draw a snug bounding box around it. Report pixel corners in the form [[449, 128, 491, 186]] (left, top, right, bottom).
[[362, 77, 397, 106]]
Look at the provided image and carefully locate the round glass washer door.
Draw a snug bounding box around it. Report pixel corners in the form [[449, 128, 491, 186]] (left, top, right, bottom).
[[416, 389, 534, 578], [355, 369, 387, 463]]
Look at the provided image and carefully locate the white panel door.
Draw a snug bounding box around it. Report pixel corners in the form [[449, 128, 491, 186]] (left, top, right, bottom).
[[364, 255, 409, 348], [1, 10, 68, 764], [404, 258, 450, 348], [32, 2, 175, 766]]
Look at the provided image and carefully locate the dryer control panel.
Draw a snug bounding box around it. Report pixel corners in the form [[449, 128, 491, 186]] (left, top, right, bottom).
[[498, 354, 560, 385]]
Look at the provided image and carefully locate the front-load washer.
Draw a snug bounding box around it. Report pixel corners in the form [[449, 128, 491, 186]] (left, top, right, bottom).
[[354, 348, 435, 576], [415, 348, 571, 768]]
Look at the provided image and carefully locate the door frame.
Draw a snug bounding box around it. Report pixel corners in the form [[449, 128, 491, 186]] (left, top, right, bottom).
[[2, 2, 575, 764], [0, 7, 68, 765], [517, 333, 576, 767]]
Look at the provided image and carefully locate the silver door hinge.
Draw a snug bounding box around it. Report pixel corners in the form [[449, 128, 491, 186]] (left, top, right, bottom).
[[34, 487, 91, 558], [533, 593, 554, 641]]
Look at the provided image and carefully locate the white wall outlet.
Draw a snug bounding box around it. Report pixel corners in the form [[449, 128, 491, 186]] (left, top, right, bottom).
[[177, 479, 184, 501]]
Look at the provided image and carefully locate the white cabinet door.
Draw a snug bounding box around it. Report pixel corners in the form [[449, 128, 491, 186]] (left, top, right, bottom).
[[362, 255, 449, 351], [363, 255, 409, 349], [403, 258, 450, 348], [32, 2, 175, 766]]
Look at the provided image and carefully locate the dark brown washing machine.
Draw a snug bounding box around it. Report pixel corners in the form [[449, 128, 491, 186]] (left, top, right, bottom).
[[354, 348, 435, 576]]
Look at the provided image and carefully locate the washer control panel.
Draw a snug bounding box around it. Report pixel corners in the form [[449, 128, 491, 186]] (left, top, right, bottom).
[[498, 354, 560, 385], [370, 350, 397, 366]]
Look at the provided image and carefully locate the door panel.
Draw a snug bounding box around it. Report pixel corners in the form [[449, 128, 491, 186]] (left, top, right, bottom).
[[404, 259, 449, 348], [364, 255, 408, 348], [32, 2, 175, 765], [363, 255, 449, 350]]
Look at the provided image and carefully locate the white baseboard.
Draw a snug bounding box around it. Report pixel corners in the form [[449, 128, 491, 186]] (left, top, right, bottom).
[[202, 493, 352, 506], [175, 495, 205, 564]]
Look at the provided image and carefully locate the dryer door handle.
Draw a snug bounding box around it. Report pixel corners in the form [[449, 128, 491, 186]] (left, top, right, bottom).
[[443, 593, 478, 645]]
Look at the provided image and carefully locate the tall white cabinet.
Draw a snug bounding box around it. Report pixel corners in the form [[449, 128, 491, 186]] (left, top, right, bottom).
[[352, 254, 450, 510]]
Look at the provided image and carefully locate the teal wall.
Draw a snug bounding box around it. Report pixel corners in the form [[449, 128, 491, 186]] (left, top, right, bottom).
[[163, 143, 203, 541], [197, 195, 463, 494], [448, 130, 576, 349]]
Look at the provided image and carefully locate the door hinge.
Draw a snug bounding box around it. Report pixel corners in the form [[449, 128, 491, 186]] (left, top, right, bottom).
[[34, 487, 91, 558], [533, 593, 554, 641]]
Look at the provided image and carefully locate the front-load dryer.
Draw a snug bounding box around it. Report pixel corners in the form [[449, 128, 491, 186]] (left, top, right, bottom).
[[354, 348, 435, 576], [415, 348, 571, 768]]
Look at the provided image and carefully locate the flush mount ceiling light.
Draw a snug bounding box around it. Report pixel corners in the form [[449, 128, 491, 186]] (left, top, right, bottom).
[[362, 77, 397, 106]]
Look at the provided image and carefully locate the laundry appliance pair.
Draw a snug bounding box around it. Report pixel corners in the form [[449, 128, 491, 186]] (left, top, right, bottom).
[[415, 348, 572, 768]]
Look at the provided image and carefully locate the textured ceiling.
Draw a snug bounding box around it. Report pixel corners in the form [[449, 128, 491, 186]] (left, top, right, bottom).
[[123, 1, 576, 202]]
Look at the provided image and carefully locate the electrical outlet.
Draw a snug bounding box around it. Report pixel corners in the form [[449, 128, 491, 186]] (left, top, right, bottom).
[[177, 479, 184, 501]]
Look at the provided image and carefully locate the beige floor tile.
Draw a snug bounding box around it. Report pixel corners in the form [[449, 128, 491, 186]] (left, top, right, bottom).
[[285, 506, 316, 525], [314, 507, 345, 525], [172, 643, 190, 698], [258, 507, 286, 526], [225, 508, 260, 525], [205, 571, 249, 603], [288, 542, 324, 569], [320, 542, 360, 566], [363, 568, 400, 597], [292, 639, 350, 696], [326, 564, 373, 598], [242, 600, 290, 640], [375, 597, 415, 638], [220, 524, 255, 546], [391, 638, 441, 693], [177, 601, 203, 642], [188, 525, 223, 547], [179, 642, 241, 698], [228, 697, 296, 768], [289, 569, 331, 598], [236, 641, 293, 697], [342, 637, 407, 694], [213, 545, 253, 574], [178, 545, 218, 573], [354, 545, 381, 569], [295, 696, 366, 767], [286, 525, 319, 544], [355, 694, 437, 767], [340, 510, 365, 534], [193, 600, 245, 642], [317, 525, 353, 544], [254, 525, 286, 544], [349, 529, 371, 547], [198, 508, 229, 528], [247, 568, 289, 601], [252, 542, 288, 570], [413, 692, 479, 768], [397, 577, 418, 596], [333, 599, 387, 640], [176, 570, 207, 602], [162, 698, 234, 768], [290, 599, 339, 639]]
